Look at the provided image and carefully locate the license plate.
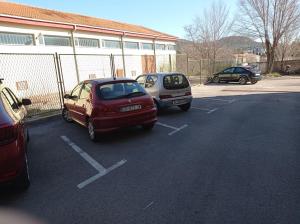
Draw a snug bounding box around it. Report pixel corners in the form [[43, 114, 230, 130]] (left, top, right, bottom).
[[120, 105, 142, 112], [255, 73, 261, 76], [173, 99, 186, 105]]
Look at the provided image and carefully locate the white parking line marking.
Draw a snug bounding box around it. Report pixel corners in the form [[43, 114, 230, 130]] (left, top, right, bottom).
[[77, 159, 127, 189], [61, 136, 106, 173], [191, 107, 210, 112], [156, 122, 178, 130], [207, 108, 219, 114], [143, 201, 154, 210], [191, 106, 219, 114], [61, 136, 127, 189], [168, 124, 188, 136], [204, 98, 236, 104], [156, 122, 188, 136]]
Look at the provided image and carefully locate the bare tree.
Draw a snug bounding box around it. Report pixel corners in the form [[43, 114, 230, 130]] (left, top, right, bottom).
[[276, 29, 297, 71], [237, 0, 300, 73], [290, 36, 300, 58], [184, 1, 233, 73]]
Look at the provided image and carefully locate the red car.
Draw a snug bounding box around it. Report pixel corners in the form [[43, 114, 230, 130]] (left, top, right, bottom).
[[0, 80, 31, 189], [62, 78, 157, 141]]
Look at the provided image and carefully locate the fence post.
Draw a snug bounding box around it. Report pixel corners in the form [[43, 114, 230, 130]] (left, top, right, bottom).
[[54, 53, 65, 109]]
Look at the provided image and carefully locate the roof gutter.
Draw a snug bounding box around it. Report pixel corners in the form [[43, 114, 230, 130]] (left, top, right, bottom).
[[0, 14, 177, 41]]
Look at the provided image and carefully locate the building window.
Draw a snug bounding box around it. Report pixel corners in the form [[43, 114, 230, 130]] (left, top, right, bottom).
[[124, 41, 139, 49], [167, 45, 176, 51], [44, 35, 71, 46], [103, 40, 121, 49], [155, 44, 165, 50], [76, 37, 99, 48], [0, 32, 34, 46], [142, 43, 153, 50]]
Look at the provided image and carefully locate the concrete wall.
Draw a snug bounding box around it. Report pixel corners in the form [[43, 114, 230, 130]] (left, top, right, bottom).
[[257, 60, 300, 74]]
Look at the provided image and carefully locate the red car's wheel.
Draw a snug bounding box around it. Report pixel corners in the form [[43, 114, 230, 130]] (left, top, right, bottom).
[[88, 120, 99, 141], [62, 108, 73, 123], [15, 154, 30, 190], [142, 123, 155, 131]]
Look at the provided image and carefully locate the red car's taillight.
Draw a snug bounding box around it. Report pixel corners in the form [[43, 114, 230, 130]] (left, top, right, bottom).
[[159, 95, 172, 99], [0, 125, 18, 146]]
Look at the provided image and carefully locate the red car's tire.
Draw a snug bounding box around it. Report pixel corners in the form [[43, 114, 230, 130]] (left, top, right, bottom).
[[62, 108, 73, 123], [15, 154, 30, 190], [142, 123, 155, 131], [88, 120, 99, 142]]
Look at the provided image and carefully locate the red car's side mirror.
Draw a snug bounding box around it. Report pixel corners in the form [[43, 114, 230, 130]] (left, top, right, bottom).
[[20, 98, 32, 106]]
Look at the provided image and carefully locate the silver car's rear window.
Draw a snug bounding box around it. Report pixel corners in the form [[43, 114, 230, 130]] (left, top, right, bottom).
[[163, 74, 189, 90]]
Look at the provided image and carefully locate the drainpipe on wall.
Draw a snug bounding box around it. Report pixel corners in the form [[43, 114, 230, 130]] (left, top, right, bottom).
[[71, 25, 80, 83], [121, 33, 127, 77], [153, 38, 157, 73]]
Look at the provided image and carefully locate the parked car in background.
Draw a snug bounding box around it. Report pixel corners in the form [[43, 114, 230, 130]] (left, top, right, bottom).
[[0, 79, 31, 190], [212, 66, 261, 85], [136, 73, 193, 111], [62, 78, 157, 141]]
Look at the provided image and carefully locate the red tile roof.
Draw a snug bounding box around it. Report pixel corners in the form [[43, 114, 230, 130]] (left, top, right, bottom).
[[0, 2, 177, 41]]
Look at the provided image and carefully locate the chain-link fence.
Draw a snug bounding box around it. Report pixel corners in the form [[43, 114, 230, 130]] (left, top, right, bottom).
[[59, 54, 112, 93], [59, 53, 177, 93], [0, 53, 62, 117], [4, 52, 281, 118], [0, 52, 178, 118], [176, 54, 236, 85]]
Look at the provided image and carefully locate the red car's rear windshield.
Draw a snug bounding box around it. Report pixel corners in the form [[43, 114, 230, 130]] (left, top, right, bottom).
[[97, 81, 146, 100], [163, 74, 189, 90]]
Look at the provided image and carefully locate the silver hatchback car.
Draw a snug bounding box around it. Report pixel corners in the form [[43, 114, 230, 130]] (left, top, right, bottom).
[[136, 73, 193, 111]]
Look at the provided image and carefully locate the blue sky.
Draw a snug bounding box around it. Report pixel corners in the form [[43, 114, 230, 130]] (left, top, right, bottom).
[[11, 0, 238, 38]]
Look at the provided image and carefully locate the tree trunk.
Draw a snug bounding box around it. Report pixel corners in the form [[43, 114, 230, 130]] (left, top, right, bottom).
[[280, 52, 285, 72], [265, 40, 275, 74]]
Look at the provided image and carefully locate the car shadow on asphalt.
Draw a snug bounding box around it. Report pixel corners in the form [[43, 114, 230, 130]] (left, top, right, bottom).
[[94, 126, 155, 144], [0, 186, 26, 204], [204, 82, 253, 86]]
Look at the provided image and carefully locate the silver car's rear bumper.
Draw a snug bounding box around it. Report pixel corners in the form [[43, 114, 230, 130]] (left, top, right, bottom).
[[157, 96, 193, 108]]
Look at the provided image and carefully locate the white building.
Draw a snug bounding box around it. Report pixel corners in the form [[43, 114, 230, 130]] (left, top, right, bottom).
[[0, 2, 177, 95]]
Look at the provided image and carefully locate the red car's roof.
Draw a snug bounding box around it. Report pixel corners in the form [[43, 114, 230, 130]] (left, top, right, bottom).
[[88, 78, 136, 84]]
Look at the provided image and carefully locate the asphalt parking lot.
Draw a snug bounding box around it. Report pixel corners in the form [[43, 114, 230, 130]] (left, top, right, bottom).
[[1, 77, 300, 224]]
